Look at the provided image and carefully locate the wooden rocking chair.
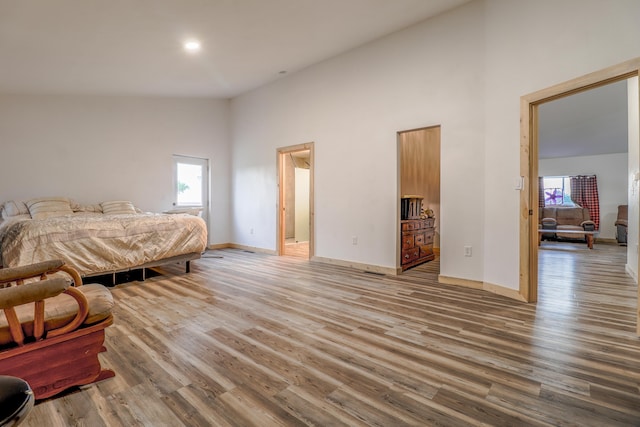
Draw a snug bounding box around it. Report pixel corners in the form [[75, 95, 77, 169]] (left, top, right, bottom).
[[0, 260, 115, 399]]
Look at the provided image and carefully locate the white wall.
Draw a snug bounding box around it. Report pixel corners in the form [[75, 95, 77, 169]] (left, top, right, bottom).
[[0, 94, 231, 245], [3, 2, 636, 290], [483, 0, 640, 289], [539, 153, 628, 240], [231, 0, 640, 289], [230, 0, 640, 289], [231, 1, 485, 276], [628, 77, 639, 280]]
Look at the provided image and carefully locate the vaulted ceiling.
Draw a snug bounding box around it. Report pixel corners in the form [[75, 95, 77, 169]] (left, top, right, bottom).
[[1, 1, 630, 159], [0, 0, 470, 98], [538, 80, 629, 159]]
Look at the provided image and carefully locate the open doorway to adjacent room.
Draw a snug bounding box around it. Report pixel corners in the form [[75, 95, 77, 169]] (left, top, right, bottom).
[[276, 143, 314, 259], [536, 80, 632, 317], [397, 125, 441, 274], [520, 58, 639, 332]]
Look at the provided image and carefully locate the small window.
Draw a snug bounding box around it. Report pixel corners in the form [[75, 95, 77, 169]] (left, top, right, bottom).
[[543, 176, 574, 206], [176, 162, 203, 206], [173, 155, 208, 210]]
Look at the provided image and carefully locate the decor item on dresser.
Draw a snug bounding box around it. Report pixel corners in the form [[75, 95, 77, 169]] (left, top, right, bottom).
[[615, 204, 628, 245], [400, 195, 424, 220], [400, 196, 435, 271], [0, 197, 207, 282], [0, 259, 115, 400]]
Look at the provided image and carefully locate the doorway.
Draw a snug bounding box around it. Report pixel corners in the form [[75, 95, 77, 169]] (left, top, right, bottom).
[[537, 80, 631, 313], [277, 143, 314, 259], [398, 126, 441, 271], [519, 58, 640, 332]]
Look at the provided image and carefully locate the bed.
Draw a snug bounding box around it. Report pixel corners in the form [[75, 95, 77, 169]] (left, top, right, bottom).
[[0, 198, 207, 279]]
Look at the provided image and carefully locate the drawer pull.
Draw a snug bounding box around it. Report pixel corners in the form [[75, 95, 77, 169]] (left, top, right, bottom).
[[405, 254, 410, 259]]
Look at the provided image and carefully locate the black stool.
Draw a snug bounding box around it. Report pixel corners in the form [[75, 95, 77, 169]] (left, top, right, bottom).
[[0, 376, 34, 426]]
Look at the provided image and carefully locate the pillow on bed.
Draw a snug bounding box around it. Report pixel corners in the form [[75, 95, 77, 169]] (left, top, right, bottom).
[[3, 213, 31, 222], [101, 200, 137, 215], [73, 203, 103, 213], [1, 201, 30, 219], [26, 197, 73, 220]]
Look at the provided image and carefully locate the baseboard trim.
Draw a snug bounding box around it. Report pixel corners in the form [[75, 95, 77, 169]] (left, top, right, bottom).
[[226, 244, 277, 255], [482, 281, 527, 302], [207, 243, 232, 250], [311, 256, 397, 276], [596, 237, 617, 244], [438, 275, 483, 289], [438, 275, 527, 302]]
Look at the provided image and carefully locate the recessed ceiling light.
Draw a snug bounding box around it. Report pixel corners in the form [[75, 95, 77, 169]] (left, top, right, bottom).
[[278, 70, 287, 75], [183, 39, 201, 53]]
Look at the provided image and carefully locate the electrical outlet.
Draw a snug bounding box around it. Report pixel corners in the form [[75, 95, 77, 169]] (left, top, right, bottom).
[[464, 246, 472, 257], [352, 236, 358, 245], [250, 228, 254, 235]]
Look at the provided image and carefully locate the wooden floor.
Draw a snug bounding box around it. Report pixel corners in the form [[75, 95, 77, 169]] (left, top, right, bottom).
[[24, 243, 640, 426], [284, 241, 309, 259]]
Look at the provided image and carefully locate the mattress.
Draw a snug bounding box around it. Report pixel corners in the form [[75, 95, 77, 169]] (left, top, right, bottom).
[[0, 213, 207, 277]]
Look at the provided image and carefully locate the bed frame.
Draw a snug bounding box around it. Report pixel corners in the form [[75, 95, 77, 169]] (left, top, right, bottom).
[[82, 252, 202, 285]]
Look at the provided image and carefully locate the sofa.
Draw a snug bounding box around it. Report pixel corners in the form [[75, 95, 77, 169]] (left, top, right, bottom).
[[615, 205, 628, 245], [539, 206, 595, 241], [0, 259, 115, 399]]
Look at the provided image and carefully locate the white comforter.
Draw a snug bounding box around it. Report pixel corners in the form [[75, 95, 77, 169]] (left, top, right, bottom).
[[0, 213, 207, 276]]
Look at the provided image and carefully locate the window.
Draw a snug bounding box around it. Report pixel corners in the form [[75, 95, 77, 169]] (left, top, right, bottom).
[[172, 154, 209, 225], [172, 154, 209, 224], [176, 162, 203, 206], [542, 176, 574, 206]]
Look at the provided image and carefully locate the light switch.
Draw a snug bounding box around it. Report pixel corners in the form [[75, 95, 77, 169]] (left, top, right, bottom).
[[514, 176, 524, 190]]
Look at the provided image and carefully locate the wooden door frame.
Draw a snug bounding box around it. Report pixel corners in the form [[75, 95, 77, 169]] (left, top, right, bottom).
[[276, 142, 315, 258], [519, 57, 640, 332]]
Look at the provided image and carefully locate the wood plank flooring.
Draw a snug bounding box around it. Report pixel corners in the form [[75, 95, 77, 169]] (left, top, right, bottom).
[[23, 243, 640, 426], [284, 242, 309, 259]]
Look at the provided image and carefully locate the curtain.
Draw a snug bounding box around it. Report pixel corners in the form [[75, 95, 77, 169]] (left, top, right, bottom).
[[538, 177, 545, 208], [570, 175, 600, 230]]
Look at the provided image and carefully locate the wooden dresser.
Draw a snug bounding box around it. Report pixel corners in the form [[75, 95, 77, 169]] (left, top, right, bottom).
[[401, 217, 435, 270]]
